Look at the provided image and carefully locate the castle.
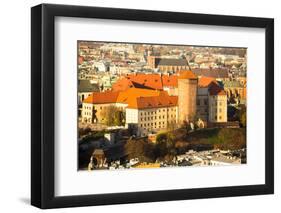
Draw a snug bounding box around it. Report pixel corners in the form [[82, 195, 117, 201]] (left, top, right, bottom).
[[81, 70, 227, 137]]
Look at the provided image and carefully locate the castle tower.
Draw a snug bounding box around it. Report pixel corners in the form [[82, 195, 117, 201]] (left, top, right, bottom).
[[177, 70, 198, 124]]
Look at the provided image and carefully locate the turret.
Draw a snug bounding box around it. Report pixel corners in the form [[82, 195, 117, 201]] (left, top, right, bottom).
[[177, 70, 198, 124]]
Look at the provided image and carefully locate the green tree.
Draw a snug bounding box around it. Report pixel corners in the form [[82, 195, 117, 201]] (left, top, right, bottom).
[[100, 106, 125, 126], [240, 111, 246, 127], [155, 132, 176, 160], [125, 139, 154, 162], [113, 110, 124, 126]]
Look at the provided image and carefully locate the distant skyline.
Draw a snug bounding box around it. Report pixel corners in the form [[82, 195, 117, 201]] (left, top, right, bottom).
[[78, 41, 247, 53]]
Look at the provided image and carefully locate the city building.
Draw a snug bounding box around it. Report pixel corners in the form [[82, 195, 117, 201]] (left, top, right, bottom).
[[208, 83, 228, 123], [82, 70, 228, 136], [197, 76, 217, 122], [78, 80, 99, 105], [223, 80, 247, 103], [147, 55, 190, 72], [125, 93, 178, 137], [192, 68, 229, 81]]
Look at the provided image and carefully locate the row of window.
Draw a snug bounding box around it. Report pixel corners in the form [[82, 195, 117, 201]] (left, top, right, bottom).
[[84, 111, 91, 116], [140, 121, 165, 127], [84, 106, 92, 110], [139, 108, 176, 116], [140, 114, 177, 121]]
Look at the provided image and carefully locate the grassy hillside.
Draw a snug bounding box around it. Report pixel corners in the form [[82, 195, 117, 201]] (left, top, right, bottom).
[[185, 128, 246, 150]]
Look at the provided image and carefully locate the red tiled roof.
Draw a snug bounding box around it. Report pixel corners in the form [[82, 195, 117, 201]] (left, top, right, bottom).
[[178, 70, 197, 79], [126, 74, 163, 90], [130, 95, 178, 109], [83, 91, 120, 104], [198, 76, 217, 88], [117, 88, 162, 106], [83, 88, 165, 106], [111, 78, 134, 91], [112, 71, 197, 92], [162, 75, 178, 87]]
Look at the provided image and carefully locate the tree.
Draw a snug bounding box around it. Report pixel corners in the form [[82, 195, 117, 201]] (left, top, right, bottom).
[[240, 111, 246, 127], [155, 132, 176, 160], [113, 110, 125, 126], [167, 121, 177, 131], [100, 105, 115, 126], [182, 120, 191, 134], [238, 105, 246, 127], [100, 106, 125, 126], [124, 139, 154, 162]]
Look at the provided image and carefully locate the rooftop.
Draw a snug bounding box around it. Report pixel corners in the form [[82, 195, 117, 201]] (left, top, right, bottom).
[[83, 87, 178, 110], [132, 94, 178, 109], [193, 68, 229, 79], [83, 91, 120, 104], [209, 83, 227, 96], [112, 71, 197, 91], [198, 76, 216, 88], [155, 58, 188, 66], [178, 70, 197, 79]]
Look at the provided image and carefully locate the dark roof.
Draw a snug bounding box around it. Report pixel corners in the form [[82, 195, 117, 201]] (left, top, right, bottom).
[[78, 80, 99, 92], [155, 58, 188, 66], [193, 68, 229, 79], [209, 83, 227, 96]]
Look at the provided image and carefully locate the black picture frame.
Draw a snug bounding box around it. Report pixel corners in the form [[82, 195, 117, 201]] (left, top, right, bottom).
[[31, 3, 274, 209]]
